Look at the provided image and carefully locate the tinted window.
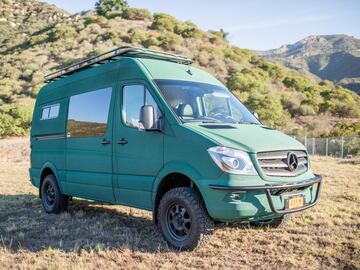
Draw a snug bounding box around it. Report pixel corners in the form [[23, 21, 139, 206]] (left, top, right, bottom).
[[67, 88, 112, 138], [122, 85, 160, 128], [41, 104, 60, 120]]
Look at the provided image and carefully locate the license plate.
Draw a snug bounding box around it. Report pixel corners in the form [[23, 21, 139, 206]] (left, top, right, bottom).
[[286, 195, 304, 209]]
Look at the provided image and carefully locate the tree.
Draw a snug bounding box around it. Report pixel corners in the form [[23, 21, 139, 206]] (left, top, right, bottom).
[[95, 0, 128, 17], [219, 28, 229, 41]]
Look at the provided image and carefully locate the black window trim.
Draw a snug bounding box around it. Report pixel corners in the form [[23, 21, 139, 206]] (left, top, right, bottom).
[[40, 103, 60, 120], [121, 83, 163, 130]]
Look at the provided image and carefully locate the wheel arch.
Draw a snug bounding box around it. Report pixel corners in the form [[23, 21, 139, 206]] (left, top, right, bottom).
[[151, 162, 207, 224], [39, 162, 61, 198]]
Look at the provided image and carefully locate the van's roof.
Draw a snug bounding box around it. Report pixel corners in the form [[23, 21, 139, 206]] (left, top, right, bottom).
[[138, 58, 222, 86]]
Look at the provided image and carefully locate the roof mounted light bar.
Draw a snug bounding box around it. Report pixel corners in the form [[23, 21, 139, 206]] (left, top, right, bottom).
[[44, 46, 193, 83]]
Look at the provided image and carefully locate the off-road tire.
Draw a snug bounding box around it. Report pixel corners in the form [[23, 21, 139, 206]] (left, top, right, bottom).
[[157, 187, 214, 250], [250, 215, 290, 228], [41, 174, 69, 214]]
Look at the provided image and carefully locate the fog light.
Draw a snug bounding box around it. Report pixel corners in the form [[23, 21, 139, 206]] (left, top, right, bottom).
[[229, 193, 242, 201]]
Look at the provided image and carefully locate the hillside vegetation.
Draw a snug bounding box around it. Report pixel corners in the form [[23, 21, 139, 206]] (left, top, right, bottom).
[[1, 0, 360, 137], [261, 35, 360, 94]]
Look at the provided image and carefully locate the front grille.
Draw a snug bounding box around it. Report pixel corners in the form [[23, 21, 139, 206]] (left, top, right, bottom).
[[257, 150, 308, 177]]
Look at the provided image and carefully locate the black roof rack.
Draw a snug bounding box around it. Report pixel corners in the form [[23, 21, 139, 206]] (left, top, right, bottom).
[[44, 46, 193, 83]]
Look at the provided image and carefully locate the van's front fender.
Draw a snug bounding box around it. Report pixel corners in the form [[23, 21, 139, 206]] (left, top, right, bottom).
[[151, 161, 203, 200]]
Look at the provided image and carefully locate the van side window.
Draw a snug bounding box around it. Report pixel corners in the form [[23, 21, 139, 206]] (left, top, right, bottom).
[[67, 88, 112, 138], [122, 85, 160, 128], [41, 104, 60, 120]]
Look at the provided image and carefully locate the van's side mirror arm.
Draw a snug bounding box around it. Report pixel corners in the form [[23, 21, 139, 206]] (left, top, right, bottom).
[[139, 105, 162, 132]]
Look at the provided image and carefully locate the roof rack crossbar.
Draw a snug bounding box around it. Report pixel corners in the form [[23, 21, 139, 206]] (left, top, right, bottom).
[[44, 46, 193, 83]]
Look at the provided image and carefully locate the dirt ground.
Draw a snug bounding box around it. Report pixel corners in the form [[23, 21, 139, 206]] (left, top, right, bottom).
[[0, 138, 359, 269]]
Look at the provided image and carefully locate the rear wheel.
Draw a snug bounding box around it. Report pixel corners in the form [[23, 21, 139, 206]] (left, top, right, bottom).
[[41, 174, 68, 214], [157, 187, 214, 250], [250, 215, 289, 228]]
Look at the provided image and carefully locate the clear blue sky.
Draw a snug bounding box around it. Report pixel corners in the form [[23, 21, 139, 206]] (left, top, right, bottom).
[[43, 0, 360, 50]]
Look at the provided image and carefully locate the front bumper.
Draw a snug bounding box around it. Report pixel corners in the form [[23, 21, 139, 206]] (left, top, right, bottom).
[[199, 173, 322, 222], [209, 174, 322, 215]]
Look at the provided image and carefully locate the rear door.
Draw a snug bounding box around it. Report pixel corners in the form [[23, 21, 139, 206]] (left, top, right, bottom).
[[65, 87, 115, 202], [113, 82, 164, 210]]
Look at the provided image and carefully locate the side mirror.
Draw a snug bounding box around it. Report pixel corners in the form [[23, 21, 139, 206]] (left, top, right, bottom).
[[139, 105, 156, 131], [253, 112, 259, 120]]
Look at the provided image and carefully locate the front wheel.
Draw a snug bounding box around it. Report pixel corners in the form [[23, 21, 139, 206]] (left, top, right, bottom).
[[157, 187, 214, 250]]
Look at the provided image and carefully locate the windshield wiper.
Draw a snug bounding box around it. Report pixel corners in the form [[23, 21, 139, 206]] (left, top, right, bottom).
[[200, 120, 223, 123], [237, 121, 260, 125], [182, 118, 222, 123]]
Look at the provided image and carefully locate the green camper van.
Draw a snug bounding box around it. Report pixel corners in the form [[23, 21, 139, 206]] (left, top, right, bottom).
[[29, 46, 322, 250]]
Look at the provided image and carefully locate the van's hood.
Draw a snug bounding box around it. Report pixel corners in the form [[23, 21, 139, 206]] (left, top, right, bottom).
[[185, 123, 306, 153]]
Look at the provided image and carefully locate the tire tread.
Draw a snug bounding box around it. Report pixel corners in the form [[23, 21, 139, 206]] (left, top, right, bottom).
[[157, 187, 214, 250]]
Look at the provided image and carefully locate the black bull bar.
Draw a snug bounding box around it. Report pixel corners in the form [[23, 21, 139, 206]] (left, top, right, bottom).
[[209, 174, 323, 214]]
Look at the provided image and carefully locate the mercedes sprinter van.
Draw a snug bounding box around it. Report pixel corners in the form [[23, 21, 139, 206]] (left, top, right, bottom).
[[29, 46, 322, 250]]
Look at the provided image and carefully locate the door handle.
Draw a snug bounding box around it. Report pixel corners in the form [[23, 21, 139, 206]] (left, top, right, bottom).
[[117, 138, 128, 145], [101, 138, 111, 145]]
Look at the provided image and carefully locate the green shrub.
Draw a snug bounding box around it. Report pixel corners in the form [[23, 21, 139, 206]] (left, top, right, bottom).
[[245, 94, 288, 127], [97, 29, 122, 41], [122, 8, 152, 20], [127, 28, 148, 44], [0, 98, 34, 137], [95, 0, 128, 17], [48, 26, 77, 41], [151, 13, 178, 32], [142, 36, 161, 48], [259, 61, 286, 80], [174, 21, 202, 38], [157, 32, 181, 49], [282, 75, 309, 92], [320, 88, 360, 117], [223, 47, 254, 64], [226, 70, 266, 93], [330, 120, 360, 137], [207, 30, 228, 45], [0, 113, 23, 137]]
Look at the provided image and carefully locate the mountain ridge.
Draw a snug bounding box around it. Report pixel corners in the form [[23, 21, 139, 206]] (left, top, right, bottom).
[[261, 34, 360, 94]]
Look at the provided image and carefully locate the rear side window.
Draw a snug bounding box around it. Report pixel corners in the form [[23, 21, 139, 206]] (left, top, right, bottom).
[[67, 87, 112, 138], [41, 104, 60, 120]]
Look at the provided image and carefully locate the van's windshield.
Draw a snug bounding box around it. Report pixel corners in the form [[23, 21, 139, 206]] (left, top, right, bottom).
[[155, 80, 260, 124]]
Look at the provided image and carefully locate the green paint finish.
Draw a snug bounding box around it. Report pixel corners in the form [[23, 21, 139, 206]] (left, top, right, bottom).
[[30, 53, 321, 223], [185, 123, 306, 153], [137, 58, 223, 86]]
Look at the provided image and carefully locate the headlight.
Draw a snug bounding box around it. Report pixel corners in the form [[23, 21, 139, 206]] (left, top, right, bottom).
[[207, 146, 258, 175]]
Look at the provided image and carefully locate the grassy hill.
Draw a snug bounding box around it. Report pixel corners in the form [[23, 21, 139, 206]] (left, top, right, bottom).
[[1, 0, 360, 137], [261, 35, 360, 94]]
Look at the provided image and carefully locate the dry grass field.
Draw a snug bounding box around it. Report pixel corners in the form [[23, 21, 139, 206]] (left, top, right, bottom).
[[0, 138, 359, 270]]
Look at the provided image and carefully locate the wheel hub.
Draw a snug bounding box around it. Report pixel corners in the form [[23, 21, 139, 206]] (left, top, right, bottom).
[[167, 203, 192, 240], [46, 184, 55, 205], [173, 214, 184, 230]]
